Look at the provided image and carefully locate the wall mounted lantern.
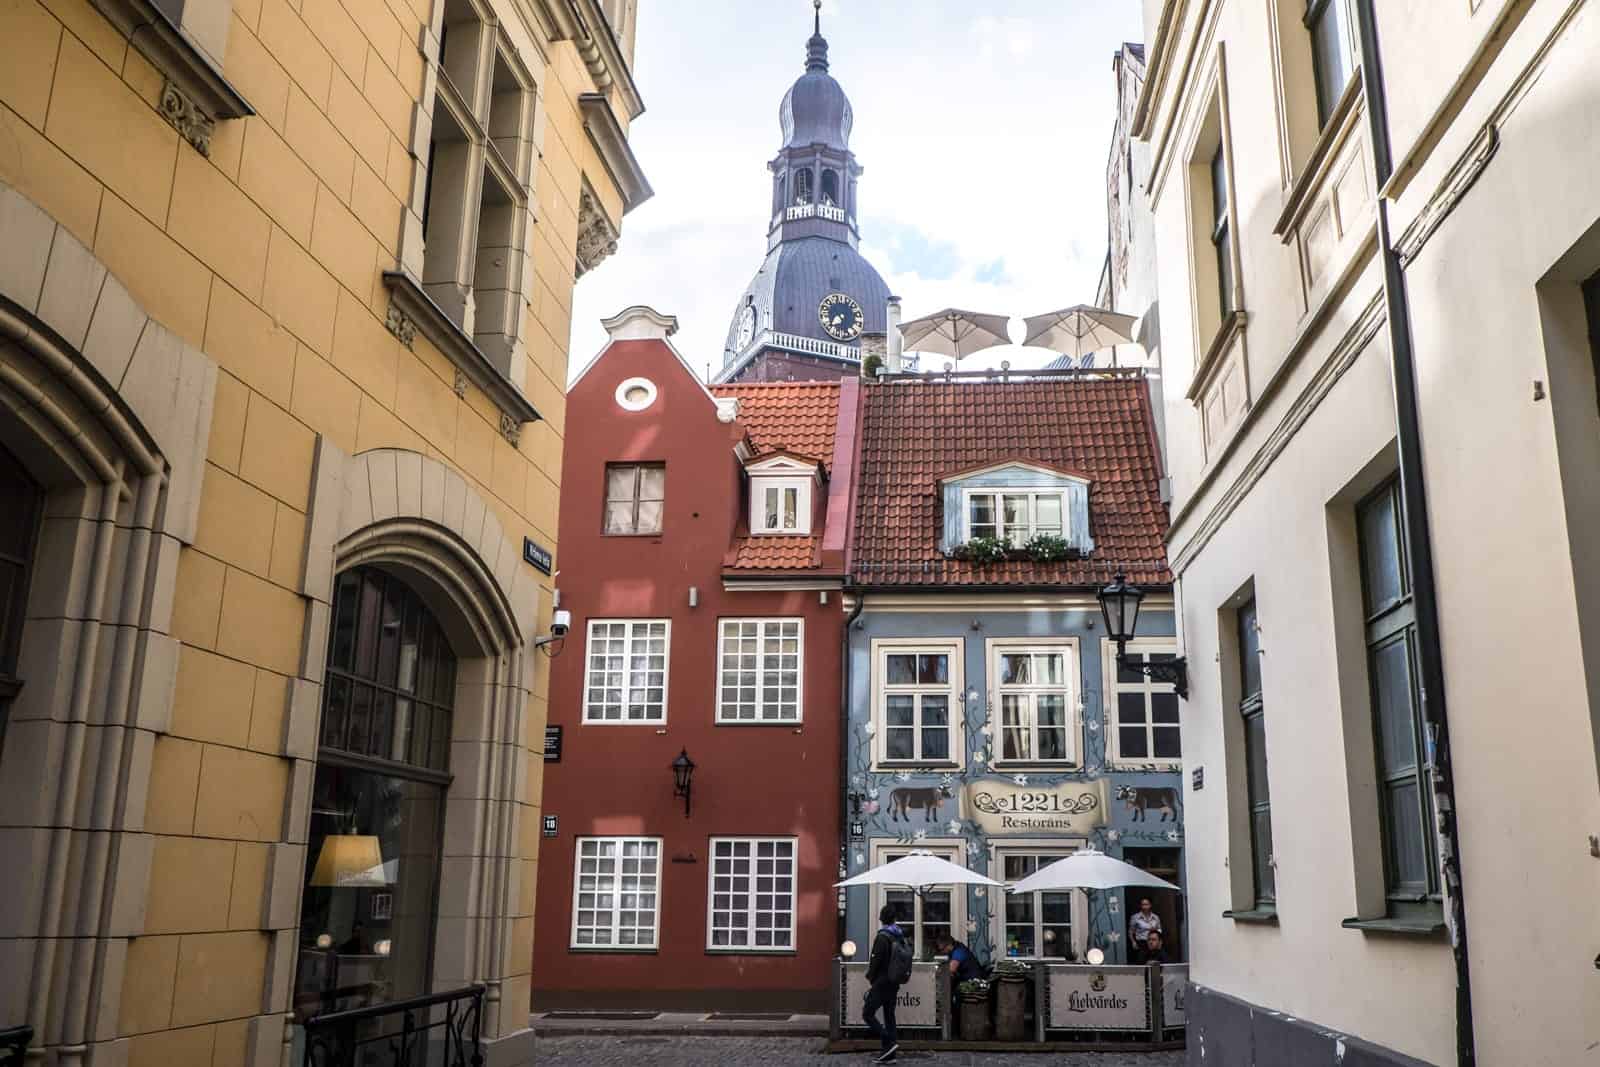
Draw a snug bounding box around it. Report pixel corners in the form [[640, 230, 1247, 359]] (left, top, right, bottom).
[[1098, 570, 1190, 699], [670, 748, 695, 817]]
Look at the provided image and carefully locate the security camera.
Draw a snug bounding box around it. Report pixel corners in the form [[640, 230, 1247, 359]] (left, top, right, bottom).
[[551, 609, 571, 638]]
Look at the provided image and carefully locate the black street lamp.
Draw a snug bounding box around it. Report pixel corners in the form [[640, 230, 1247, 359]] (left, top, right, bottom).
[[670, 748, 695, 817], [1098, 570, 1190, 699]]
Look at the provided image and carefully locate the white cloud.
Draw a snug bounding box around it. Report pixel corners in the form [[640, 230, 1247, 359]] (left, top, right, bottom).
[[569, 1, 1143, 381]]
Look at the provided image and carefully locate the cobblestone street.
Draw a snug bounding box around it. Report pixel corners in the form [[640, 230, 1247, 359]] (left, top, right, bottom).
[[534, 1035, 1186, 1065]]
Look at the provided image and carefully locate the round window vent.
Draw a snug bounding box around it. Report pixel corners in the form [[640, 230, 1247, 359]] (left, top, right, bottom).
[[615, 377, 658, 412]]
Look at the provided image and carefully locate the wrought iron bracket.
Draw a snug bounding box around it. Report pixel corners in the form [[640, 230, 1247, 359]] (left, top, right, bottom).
[[1117, 650, 1190, 700]]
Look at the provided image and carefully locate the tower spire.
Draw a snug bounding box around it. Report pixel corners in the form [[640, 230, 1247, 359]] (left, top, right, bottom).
[[805, 0, 828, 72]]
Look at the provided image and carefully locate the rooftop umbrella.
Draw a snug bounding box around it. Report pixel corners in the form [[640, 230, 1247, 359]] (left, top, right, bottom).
[[836, 849, 1004, 892], [1006, 848, 1180, 895], [896, 308, 1014, 361], [1022, 305, 1139, 362]]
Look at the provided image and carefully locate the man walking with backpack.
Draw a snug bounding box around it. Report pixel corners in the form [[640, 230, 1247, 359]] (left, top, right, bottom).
[[862, 903, 912, 1062]]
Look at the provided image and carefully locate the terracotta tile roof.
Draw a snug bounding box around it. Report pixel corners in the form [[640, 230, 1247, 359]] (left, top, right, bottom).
[[851, 377, 1170, 587], [711, 382, 840, 466], [709, 382, 843, 574], [726, 534, 823, 572]]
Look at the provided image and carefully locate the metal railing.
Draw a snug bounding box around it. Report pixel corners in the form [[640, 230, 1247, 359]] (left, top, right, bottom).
[[302, 986, 484, 1067], [0, 1026, 31, 1067]]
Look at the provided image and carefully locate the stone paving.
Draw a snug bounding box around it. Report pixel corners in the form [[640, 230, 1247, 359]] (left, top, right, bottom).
[[534, 1035, 1187, 1065]]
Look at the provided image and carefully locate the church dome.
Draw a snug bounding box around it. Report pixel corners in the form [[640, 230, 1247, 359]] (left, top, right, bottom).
[[779, 24, 852, 150], [722, 237, 892, 366]]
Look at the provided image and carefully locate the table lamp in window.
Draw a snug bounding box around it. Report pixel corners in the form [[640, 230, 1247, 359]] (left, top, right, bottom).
[[309, 833, 389, 888]]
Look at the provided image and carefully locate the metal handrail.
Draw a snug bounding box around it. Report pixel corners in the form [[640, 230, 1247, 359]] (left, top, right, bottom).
[[302, 985, 484, 1067]]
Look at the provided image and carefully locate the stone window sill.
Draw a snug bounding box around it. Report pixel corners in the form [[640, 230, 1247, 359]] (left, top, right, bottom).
[[1341, 912, 1446, 937], [382, 271, 540, 440], [1222, 907, 1279, 925], [91, 0, 253, 156]]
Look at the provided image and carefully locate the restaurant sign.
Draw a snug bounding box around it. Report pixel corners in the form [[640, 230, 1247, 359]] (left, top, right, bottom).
[[964, 778, 1109, 835], [1161, 964, 1188, 1027], [1044, 964, 1150, 1031], [841, 962, 940, 1029]]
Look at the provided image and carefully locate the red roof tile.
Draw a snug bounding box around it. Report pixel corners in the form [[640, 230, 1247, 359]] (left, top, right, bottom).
[[726, 534, 823, 572], [851, 377, 1171, 587], [711, 382, 840, 467], [709, 382, 843, 574]]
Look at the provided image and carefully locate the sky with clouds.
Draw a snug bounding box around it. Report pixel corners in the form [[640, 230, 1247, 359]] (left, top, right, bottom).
[[569, 1, 1145, 380]]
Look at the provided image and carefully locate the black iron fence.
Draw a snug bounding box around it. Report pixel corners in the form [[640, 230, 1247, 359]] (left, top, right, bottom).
[[302, 986, 484, 1067], [0, 1026, 31, 1067]]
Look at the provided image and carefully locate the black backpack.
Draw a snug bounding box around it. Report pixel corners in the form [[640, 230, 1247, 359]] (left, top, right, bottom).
[[886, 930, 914, 986]]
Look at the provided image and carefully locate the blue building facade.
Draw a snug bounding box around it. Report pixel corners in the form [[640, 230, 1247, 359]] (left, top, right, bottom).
[[841, 374, 1182, 968]]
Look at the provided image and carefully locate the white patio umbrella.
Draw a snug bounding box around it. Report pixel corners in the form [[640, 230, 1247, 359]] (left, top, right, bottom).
[[836, 849, 1004, 892], [896, 308, 1014, 360], [1021, 305, 1139, 362], [1006, 848, 1180, 895]]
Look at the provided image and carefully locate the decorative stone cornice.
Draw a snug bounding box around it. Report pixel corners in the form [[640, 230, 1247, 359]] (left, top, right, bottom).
[[578, 93, 653, 213], [159, 79, 215, 155], [575, 186, 620, 279], [525, 0, 644, 119], [381, 271, 541, 432], [91, 0, 253, 124], [1394, 124, 1500, 267]]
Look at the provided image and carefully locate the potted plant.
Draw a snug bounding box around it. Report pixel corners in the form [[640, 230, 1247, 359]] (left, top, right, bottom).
[[956, 978, 992, 1042], [1023, 533, 1072, 562], [991, 959, 1030, 1041], [951, 536, 1010, 565]]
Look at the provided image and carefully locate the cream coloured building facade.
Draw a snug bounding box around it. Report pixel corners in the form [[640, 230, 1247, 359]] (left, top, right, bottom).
[[0, 0, 647, 1064], [1135, 0, 1600, 1064]]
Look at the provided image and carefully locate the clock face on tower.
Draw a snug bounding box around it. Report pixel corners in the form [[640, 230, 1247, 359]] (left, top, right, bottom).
[[818, 292, 865, 341], [736, 305, 756, 348]]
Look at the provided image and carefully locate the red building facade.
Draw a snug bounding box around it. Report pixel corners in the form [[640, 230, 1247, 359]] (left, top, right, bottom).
[[532, 307, 856, 1011]]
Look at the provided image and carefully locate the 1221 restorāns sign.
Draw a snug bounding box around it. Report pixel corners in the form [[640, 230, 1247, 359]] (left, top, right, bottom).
[[963, 778, 1109, 834]]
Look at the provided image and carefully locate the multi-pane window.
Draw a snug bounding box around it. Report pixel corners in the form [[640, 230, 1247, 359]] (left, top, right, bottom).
[[1358, 478, 1440, 906], [1000, 853, 1077, 959], [604, 463, 665, 535], [877, 846, 960, 959], [420, 0, 535, 368], [965, 489, 1065, 547], [877, 644, 959, 765], [1211, 145, 1234, 319], [0, 443, 41, 757], [1109, 642, 1181, 766], [1238, 599, 1275, 906], [1306, 0, 1356, 127], [707, 838, 797, 950], [583, 620, 669, 722], [717, 619, 802, 722], [323, 567, 458, 771], [571, 837, 661, 948], [991, 644, 1074, 764], [752, 478, 810, 534]]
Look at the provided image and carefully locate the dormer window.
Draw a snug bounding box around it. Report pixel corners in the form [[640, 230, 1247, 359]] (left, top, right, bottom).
[[755, 479, 811, 534], [965, 489, 1065, 547], [745, 453, 822, 536], [939, 460, 1094, 555]]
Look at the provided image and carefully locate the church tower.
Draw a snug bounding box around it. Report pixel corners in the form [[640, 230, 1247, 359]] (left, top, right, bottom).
[[715, 2, 893, 383]]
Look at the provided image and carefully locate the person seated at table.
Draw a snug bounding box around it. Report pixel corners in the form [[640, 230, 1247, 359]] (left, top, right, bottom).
[[1142, 929, 1169, 964], [935, 932, 984, 984]]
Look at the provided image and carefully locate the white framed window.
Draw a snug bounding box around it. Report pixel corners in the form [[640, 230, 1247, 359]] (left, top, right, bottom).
[[751, 477, 812, 534], [963, 489, 1065, 546], [870, 839, 967, 960], [604, 463, 665, 535], [991, 843, 1088, 960], [707, 837, 797, 951], [582, 620, 669, 723], [614, 376, 658, 412], [988, 639, 1078, 766], [570, 836, 661, 949], [872, 639, 963, 768], [1103, 637, 1181, 768], [716, 619, 803, 723]]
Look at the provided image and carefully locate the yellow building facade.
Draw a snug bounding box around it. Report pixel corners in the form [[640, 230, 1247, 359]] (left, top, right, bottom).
[[0, 0, 647, 1064]]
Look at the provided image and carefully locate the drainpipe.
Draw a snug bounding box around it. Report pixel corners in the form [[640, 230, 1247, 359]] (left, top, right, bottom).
[[838, 592, 866, 949], [1352, 4, 1474, 1064]]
